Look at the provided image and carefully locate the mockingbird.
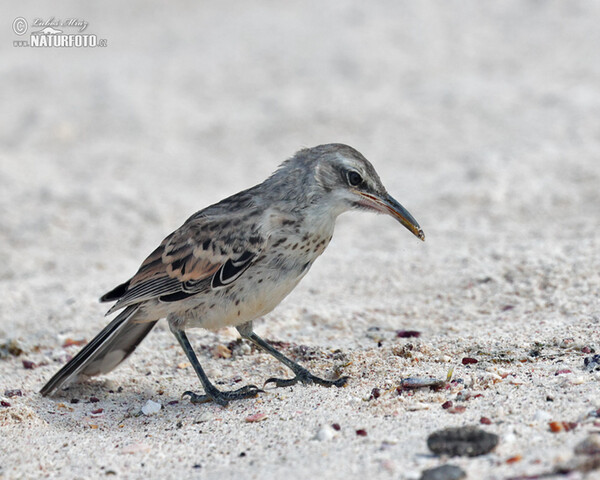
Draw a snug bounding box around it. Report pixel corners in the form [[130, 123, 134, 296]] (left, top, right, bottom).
[[41, 143, 424, 405]]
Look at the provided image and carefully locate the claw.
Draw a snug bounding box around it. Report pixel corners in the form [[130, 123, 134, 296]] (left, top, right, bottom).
[[182, 384, 263, 406], [319, 376, 349, 388], [264, 377, 297, 388], [264, 372, 348, 389]]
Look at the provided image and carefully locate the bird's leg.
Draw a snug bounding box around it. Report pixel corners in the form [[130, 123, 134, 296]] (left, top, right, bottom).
[[170, 327, 262, 406], [236, 322, 348, 389]]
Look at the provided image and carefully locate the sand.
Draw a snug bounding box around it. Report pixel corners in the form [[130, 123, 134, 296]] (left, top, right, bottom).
[[1, 1, 600, 479]]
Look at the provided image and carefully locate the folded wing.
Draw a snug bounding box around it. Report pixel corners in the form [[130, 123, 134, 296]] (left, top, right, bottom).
[[102, 213, 265, 313]]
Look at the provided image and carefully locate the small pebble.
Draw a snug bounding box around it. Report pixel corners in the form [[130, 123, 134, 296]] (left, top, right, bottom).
[[397, 330, 421, 338], [461, 357, 478, 365], [370, 388, 381, 400], [22, 360, 36, 369], [315, 425, 336, 441], [480, 417, 492, 425], [4, 389, 22, 398], [245, 412, 267, 423], [211, 344, 232, 359], [420, 464, 466, 480], [331, 423, 341, 431], [400, 377, 445, 391], [141, 400, 162, 416], [427, 426, 499, 457], [1, 400, 11, 407], [356, 429, 368, 437], [89, 397, 100, 403], [0, 339, 25, 357], [583, 355, 600, 372], [104, 380, 118, 391], [549, 421, 577, 433], [441, 401, 453, 409]]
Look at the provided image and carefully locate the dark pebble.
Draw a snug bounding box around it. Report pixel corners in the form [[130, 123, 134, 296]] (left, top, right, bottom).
[[89, 396, 100, 403], [442, 401, 453, 409], [4, 389, 22, 398], [22, 360, 36, 369], [356, 429, 367, 437], [584, 354, 600, 372], [370, 388, 381, 400], [420, 465, 466, 480], [461, 357, 478, 365], [332, 423, 341, 431], [1, 400, 11, 407], [427, 426, 499, 457], [70, 398, 80, 404], [397, 330, 421, 338]]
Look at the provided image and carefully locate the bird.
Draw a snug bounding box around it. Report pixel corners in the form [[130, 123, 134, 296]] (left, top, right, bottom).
[[40, 143, 425, 405]]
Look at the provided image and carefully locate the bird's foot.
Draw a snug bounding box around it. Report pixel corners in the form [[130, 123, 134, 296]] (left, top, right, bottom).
[[182, 384, 263, 406], [264, 368, 348, 389]]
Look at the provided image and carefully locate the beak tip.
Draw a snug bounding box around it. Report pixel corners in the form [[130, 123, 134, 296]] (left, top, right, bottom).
[[417, 229, 425, 242]]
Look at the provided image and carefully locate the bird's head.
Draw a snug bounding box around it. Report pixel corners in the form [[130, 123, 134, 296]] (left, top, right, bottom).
[[303, 144, 425, 241]]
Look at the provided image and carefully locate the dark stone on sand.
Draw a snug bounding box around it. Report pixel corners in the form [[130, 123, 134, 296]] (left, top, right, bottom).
[[427, 425, 499, 457], [420, 464, 466, 480]]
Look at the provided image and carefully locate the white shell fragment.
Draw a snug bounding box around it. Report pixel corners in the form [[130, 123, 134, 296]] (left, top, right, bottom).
[[314, 425, 336, 441], [141, 399, 162, 416]]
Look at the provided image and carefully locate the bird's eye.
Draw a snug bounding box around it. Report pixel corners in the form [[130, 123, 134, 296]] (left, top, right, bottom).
[[347, 171, 363, 187]]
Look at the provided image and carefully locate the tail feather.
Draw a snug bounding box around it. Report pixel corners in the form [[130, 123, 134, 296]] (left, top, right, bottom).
[[100, 280, 131, 303], [40, 305, 157, 396]]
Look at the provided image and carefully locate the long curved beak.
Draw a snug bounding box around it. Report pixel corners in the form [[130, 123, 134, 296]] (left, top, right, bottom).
[[357, 192, 425, 241]]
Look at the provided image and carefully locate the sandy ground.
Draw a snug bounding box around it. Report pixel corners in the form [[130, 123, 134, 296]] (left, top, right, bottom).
[[1, 1, 600, 479]]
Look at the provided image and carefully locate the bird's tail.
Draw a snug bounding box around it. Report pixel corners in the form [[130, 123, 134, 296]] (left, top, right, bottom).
[[40, 305, 157, 396]]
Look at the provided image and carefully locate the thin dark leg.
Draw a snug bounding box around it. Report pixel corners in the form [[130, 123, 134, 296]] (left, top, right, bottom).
[[171, 328, 262, 406], [236, 322, 348, 389]]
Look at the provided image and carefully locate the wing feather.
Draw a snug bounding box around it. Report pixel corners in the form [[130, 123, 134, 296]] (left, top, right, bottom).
[[104, 212, 265, 314]]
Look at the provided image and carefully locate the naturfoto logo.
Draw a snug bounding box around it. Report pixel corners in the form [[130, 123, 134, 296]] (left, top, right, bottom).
[[12, 17, 108, 48]]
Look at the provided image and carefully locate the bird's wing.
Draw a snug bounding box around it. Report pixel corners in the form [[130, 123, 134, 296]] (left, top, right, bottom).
[[104, 212, 266, 314]]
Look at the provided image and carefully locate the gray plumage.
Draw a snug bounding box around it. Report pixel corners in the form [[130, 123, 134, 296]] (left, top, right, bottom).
[[41, 144, 424, 404]]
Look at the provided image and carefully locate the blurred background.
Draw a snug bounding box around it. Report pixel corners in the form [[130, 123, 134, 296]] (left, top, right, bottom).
[[1, 1, 599, 342]]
